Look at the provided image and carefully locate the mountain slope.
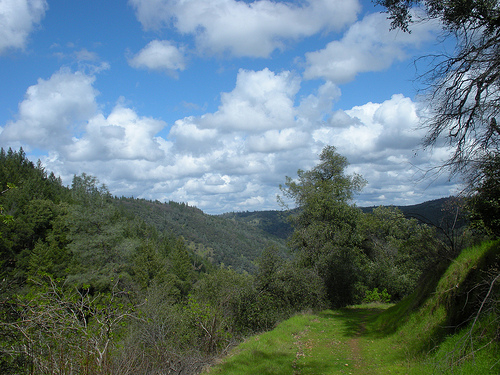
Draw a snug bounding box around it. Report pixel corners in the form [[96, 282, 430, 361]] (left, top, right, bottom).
[[114, 198, 288, 273]]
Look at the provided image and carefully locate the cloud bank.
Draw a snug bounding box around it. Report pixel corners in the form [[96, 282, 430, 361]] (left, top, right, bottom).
[[0, 66, 456, 214]]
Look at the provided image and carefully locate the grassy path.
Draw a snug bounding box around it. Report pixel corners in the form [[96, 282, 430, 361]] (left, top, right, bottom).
[[205, 243, 500, 374], [205, 304, 411, 375]]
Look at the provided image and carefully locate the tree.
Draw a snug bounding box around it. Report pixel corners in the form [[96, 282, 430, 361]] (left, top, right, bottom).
[[2, 275, 137, 374], [279, 146, 366, 307], [470, 152, 500, 236], [375, 0, 500, 188], [359, 206, 440, 300]]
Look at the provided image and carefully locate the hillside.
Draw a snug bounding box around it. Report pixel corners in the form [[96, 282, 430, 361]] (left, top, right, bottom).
[[125, 196, 463, 274], [114, 197, 288, 273], [205, 241, 500, 374], [219, 210, 293, 240]]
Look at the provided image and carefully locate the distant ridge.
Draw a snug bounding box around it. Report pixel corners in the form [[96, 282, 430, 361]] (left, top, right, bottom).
[[222, 197, 464, 239], [361, 197, 465, 227]]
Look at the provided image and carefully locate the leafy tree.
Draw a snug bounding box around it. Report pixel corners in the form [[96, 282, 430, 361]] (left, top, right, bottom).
[[65, 175, 134, 292], [279, 146, 366, 307], [359, 206, 440, 300], [255, 246, 326, 313], [376, 0, 500, 187], [469, 152, 500, 237]]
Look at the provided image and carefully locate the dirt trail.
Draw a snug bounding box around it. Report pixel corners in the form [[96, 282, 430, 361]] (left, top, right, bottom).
[[292, 326, 311, 375], [347, 322, 366, 371]]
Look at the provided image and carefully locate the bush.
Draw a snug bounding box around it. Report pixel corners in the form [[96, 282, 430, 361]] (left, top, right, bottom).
[[363, 288, 391, 303]]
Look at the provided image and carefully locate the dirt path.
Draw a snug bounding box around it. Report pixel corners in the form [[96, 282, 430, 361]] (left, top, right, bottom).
[[347, 321, 366, 371]]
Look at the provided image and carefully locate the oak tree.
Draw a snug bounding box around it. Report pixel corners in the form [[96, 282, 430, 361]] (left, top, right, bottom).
[[279, 146, 366, 307]]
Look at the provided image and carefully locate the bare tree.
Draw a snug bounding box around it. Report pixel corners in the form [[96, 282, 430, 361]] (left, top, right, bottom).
[[376, 0, 500, 188], [1, 276, 139, 375]]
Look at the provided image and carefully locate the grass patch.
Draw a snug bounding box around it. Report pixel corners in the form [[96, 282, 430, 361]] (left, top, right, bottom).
[[206, 305, 410, 375], [206, 241, 500, 374]]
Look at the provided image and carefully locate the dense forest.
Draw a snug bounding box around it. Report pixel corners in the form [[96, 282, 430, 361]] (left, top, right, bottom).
[[0, 147, 495, 374]]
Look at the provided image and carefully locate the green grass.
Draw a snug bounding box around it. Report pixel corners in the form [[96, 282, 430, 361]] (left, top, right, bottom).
[[206, 304, 413, 375], [206, 241, 500, 374]]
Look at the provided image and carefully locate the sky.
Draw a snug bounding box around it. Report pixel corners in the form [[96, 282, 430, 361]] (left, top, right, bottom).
[[0, 0, 460, 214]]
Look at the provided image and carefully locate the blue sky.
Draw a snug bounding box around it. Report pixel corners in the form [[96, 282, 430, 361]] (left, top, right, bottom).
[[0, 0, 460, 214]]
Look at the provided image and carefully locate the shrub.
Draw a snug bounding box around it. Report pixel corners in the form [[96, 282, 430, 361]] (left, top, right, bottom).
[[363, 287, 391, 303]]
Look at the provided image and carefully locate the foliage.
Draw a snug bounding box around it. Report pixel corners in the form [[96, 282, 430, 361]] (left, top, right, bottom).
[[377, 0, 500, 33], [219, 210, 294, 240], [469, 152, 500, 237], [279, 146, 367, 307], [359, 206, 441, 300], [114, 197, 287, 273], [363, 288, 391, 303]]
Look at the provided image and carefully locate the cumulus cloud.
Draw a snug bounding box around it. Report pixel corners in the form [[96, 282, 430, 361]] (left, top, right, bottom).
[[198, 68, 301, 132], [246, 128, 311, 153], [0, 68, 167, 169], [303, 12, 440, 83], [128, 40, 186, 74], [0, 0, 47, 54], [0, 69, 98, 149], [128, 0, 361, 57], [312, 94, 455, 206], [66, 105, 166, 162], [313, 94, 423, 162]]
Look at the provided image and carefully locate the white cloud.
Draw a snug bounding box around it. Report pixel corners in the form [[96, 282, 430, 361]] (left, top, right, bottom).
[[303, 12, 440, 83], [74, 48, 99, 62], [246, 128, 310, 153], [312, 94, 456, 207], [0, 68, 167, 166], [129, 0, 361, 57], [198, 68, 300, 132], [314, 94, 423, 161], [0, 69, 98, 149], [128, 40, 186, 74], [66, 105, 166, 162], [0, 0, 47, 54], [298, 81, 342, 124]]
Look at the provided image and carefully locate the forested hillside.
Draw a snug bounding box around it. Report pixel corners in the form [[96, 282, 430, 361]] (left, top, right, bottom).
[[0, 147, 494, 374], [219, 210, 293, 239], [114, 198, 288, 273]]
